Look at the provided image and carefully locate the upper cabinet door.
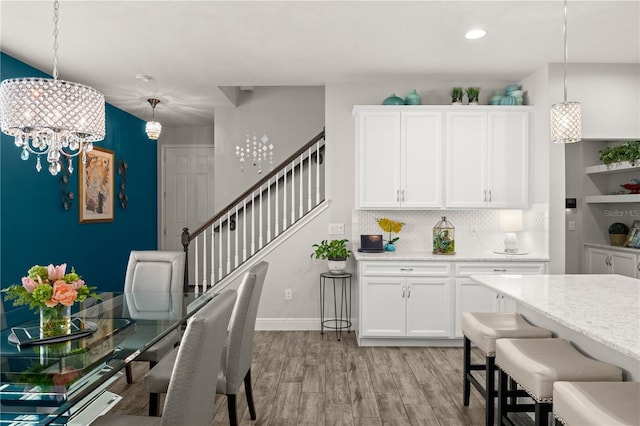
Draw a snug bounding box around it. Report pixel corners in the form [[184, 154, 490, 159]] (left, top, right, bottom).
[[487, 111, 529, 208], [356, 111, 401, 209], [445, 112, 488, 208], [401, 111, 444, 208]]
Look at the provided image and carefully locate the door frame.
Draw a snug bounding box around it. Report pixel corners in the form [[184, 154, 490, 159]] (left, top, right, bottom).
[[158, 144, 215, 250]]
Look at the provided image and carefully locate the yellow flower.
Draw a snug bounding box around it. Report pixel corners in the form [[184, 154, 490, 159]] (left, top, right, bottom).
[[376, 217, 404, 233]]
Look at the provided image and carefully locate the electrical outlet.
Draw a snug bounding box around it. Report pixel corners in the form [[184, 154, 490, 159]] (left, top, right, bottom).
[[284, 288, 293, 300], [568, 220, 576, 231], [328, 223, 345, 235]]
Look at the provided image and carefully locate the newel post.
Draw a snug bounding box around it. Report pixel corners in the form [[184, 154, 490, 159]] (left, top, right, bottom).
[[181, 227, 190, 292]]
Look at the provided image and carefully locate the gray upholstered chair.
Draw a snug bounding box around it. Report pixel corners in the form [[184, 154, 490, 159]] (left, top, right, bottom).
[[145, 261, 268, 425], [122, 250, 185, 384], [92, 289, 237, 426]]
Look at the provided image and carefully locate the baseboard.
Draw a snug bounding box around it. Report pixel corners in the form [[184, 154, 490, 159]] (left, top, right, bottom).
[[255, 317, 322, 330]]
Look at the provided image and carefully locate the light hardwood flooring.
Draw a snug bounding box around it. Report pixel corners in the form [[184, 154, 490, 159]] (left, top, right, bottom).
[[107, 330, 491, 425]]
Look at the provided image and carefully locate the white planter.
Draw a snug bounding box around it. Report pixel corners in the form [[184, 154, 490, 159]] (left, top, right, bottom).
[[327, 259, 347, 273]]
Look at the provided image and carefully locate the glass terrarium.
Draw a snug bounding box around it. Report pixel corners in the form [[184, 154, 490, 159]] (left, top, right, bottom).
[[433, 216, 455, 255]]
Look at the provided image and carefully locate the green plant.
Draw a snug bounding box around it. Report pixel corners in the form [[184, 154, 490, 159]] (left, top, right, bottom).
[[598, 141, 640, 165], [465, 87, 480, 102], [608, 222, 629, 234], [311, 239, 352, 260], [451, 87, 464, 102]]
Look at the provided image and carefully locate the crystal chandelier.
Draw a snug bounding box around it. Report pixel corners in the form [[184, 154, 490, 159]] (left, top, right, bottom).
[[550, 0, 581, 144], [0, 0, 105, 176], [235, 133, 274, 174], [145, 98, 162, 140]]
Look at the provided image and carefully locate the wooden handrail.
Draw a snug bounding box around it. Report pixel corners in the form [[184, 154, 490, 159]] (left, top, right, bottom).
[[187, 129, 325, 241]]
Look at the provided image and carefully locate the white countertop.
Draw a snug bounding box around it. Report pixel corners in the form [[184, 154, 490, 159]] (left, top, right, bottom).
[[354, 250, 549, 262], [469, 274, 640, 361]]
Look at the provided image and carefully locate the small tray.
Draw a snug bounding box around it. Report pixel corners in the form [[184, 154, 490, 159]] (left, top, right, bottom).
[[9, 318, 97, 347]]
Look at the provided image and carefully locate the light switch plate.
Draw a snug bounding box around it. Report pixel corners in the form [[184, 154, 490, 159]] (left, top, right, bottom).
[[328, 223, 345, 235]]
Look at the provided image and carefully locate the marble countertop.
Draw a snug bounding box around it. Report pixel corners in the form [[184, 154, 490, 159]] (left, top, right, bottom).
[[354, 250, 549, 262], [470, 274, 640, 361], [584, 242, 640, 254]]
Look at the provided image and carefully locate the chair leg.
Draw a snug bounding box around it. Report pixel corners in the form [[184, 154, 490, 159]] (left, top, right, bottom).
[[485, 356, 496, 426], [463, 336, 471, 406], [149, 392, 161, 417], [498, 367, 508, 426], [125, 364, 133, 384], [535, 402, 551, 426], [227, 394, 238, 426], [244, 369, 257, 420]]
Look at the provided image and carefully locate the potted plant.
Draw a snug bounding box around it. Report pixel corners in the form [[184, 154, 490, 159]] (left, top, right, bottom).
[[608, 222, 629, 246], [465, 87, 480, 105], [311, 239, 352, 273], [598, 141, 640, 165], [451, 87, 464, 104]]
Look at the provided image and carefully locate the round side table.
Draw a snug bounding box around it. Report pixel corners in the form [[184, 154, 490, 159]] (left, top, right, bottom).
[[319, 272, 352, 341]]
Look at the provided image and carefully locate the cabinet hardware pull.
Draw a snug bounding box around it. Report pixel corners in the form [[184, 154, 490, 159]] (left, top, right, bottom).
[[396, 189, 400, 202], [401, 189, 405, 202], [402, 286, 405, 298], [407, 284, 411, 298], [488, 190, 492, 202], [493, 269, 507, 272], [483, 190, 487, 202], [495, 294, 499, 299], [399, 268, 413, 271], [637, 261, 640, 271]]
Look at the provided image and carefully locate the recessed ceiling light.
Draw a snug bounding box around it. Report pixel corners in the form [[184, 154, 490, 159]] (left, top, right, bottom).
[[465, 29, 487, 40]]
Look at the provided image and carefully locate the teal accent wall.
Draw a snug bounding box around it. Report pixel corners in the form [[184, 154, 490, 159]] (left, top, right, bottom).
[[1, 52, 157, 293]]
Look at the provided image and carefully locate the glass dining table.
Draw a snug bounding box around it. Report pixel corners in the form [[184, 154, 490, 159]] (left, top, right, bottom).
[[0, 291, 213, 425]]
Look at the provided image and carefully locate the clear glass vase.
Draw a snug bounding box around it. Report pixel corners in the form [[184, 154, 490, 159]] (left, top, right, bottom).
[[433, 216, 456, 255], [40, 305, 72, 339]]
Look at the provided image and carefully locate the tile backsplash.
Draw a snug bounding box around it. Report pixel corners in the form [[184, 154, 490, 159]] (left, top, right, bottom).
[[352, 204, 548, 256]]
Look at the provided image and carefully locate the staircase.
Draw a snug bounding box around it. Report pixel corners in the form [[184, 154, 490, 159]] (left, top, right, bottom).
[[181, 129, 326, 292]]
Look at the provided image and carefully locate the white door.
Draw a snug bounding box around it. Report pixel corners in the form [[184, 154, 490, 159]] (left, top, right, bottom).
[[446, 112, 487, 208], [610, 251, 638, 278], [487, 111, 529, 208], [160, 145, 215, 252], [406, 277, 452, 337], [401, 111, 444, 208], [360, 277, 405, 337]]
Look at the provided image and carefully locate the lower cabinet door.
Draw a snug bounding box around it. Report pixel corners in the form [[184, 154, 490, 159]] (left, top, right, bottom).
[[610, 252, 638, 278], [406, 277, 452, 337], [454, 278, 498, 337], [360, 277, 405, 337]]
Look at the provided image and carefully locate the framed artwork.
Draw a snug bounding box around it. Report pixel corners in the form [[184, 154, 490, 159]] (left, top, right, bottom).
[[623, 226, 640, 249], [78, 147, 114, 223]]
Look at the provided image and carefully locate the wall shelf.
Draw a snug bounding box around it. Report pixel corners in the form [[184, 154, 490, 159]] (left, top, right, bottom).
[[585, 194, 640, 204], [585, 161, 640, 175]]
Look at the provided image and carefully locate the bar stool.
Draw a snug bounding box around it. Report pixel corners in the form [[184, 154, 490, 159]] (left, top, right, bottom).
[[462, 312, 553, 426], [553, 381, 640, 426], [495, 338, 623, 426]]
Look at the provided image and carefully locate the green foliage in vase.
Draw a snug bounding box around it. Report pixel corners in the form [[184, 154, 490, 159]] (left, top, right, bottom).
[[598, 141, 640, 165], [451, 87, 464, 102], [311, 239, 352, 260], [465, 87, 480, 102]]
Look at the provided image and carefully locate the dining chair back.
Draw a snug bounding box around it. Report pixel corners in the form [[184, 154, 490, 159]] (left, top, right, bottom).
[[218, 261, 269, 425], [122, 250, 185, 383]]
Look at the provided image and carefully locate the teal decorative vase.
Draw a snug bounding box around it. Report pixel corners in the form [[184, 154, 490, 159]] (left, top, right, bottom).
[[384, 243, 396, 252], [382, 94, 405, 105], [405, 89, 421, 105]]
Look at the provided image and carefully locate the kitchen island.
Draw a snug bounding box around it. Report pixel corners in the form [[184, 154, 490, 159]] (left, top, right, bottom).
[[470, 274, 640, 380]]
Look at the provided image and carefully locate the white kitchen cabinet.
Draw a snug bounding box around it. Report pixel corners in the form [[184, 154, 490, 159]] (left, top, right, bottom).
[[359, 262, 452, 338], [453, 262, 547, 337], [355, 109, 443, 208], [585, 245, 639, 278], [445, 110, 529, 208]]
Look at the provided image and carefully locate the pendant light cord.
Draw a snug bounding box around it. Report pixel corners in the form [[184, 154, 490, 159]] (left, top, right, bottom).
[[52, 0, 59, 80], [563, 0, 568, 102]]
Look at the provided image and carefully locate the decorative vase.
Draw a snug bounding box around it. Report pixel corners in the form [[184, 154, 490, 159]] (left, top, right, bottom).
[[433, 216, 456, 255], [40, 305, 72, 339], [384, 243, 396, 252], [382, 93, 405, 106], [404, 89, 421, 105]]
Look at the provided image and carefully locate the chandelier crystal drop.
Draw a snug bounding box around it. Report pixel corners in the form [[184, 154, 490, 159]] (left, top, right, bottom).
[[550, 0, 581, 144], [0, 0, 105, 176], [145, 98, 162, 140], [235, 133, 274, 174]]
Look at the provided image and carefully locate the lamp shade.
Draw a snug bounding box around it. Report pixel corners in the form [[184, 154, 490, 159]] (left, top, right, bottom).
[[145, 120, 162, 140], [550, 101, 581, 143], [499, 210, 523, 232]]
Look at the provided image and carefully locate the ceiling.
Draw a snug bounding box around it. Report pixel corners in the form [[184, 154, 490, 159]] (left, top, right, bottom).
[[1, 1, 638, 126]]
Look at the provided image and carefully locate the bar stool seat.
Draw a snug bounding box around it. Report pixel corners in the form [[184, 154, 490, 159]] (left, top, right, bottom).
[[461, 312, 552, 426], [553, 381, 640, 426], [496, 338, 623, 426]]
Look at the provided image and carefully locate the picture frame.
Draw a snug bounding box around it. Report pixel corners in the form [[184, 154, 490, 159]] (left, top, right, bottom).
[[623, 226, 640, 249], [78, 147, 114, 223]]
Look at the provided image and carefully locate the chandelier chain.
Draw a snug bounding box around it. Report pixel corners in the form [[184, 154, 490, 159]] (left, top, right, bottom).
[[52, 0, 60, 79], [562, 0, 568, 102]]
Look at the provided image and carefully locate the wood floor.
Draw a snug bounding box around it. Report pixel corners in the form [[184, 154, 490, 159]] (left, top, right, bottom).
[[107, 330, 491, 425]]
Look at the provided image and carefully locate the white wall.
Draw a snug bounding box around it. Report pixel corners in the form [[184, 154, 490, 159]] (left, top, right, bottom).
[[159, 126, 214, 146]]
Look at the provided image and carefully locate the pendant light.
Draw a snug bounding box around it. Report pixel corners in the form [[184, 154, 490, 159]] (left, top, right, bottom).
[[145, 98, 162, 140], [550, 0, 581, 143], [0, 0, 105, 176]]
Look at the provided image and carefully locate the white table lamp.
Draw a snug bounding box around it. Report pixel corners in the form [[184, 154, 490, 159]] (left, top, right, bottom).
[[499, 210, 524, 254]]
